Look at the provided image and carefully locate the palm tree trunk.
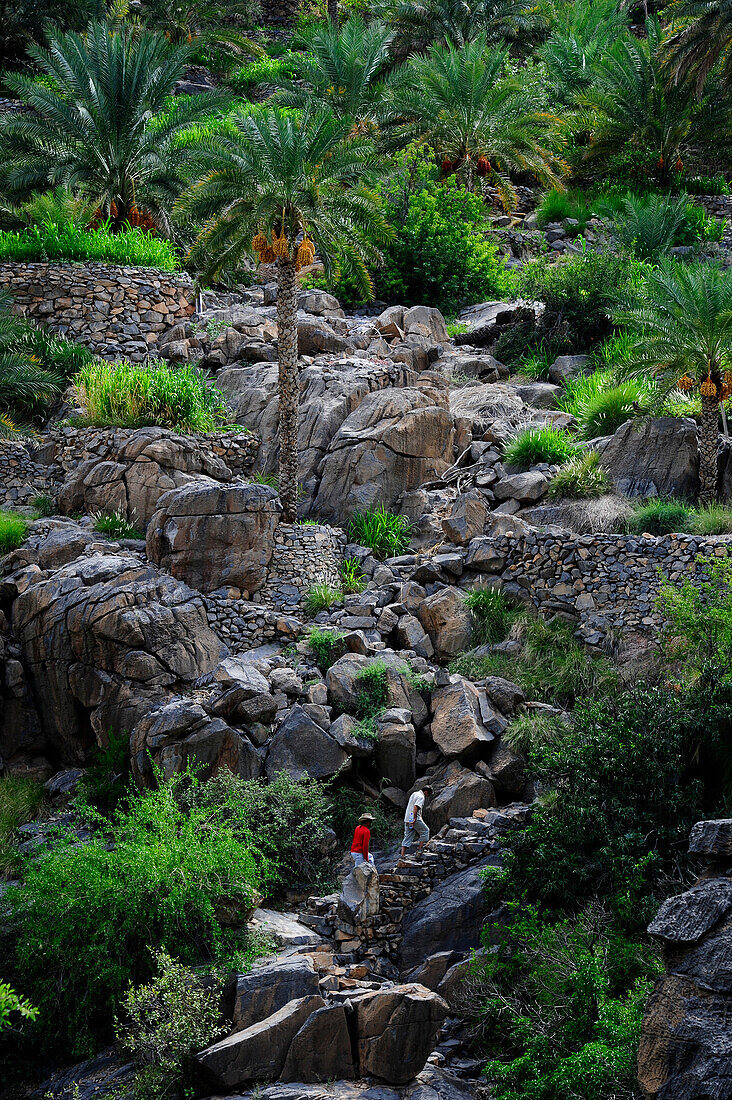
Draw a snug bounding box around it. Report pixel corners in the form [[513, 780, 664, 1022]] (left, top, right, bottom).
[[699, 391, 720, 505], [327, 0, 338, 26], [276, 257, 299, 523]]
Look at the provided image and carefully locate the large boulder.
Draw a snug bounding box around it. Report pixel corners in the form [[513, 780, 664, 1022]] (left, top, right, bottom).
[[326, 653, 428, 728], [377, 707, 416, 790], [225, 957, 321, 1032], [424, 760, 497, 831], [57, 427, 234, 526], [338, 861, 380, 924], [280, 1004, 355, 1083], [430, 678, 497, 761], [416, 587, 472, 661], [10, 553, 223, 764], [146, 480, 281, 595], [596, 417, 699, 500], [265, 705, 349, 780], [400, 863, 492, 970], [312, 379, 455, 520], [353, 984, 448, 1084], [454, 300, 543, 346]]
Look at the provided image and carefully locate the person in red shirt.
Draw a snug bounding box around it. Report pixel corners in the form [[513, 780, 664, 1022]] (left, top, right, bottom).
[[350, 812, 375, 867]]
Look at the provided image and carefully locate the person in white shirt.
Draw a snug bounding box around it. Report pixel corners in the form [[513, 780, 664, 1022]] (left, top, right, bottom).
[[401, 784, 433, 857]]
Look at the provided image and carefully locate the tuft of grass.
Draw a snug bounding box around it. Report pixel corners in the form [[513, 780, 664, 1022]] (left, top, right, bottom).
[[464, 587, 517, 645], [515, 346, 557, 381], [626, 498, 694, 536], [31, 495, 54, 518], [504, 427, 579, 471], [0, 222, 180, 271], [92, 510, 145, 540], [451, 615, 618, 709], [304, 583, 341, 616], [549, 451, 611, 500], [504, 710, 565, 756], [0, 776, 45, 877], [578, 381, 650, 439], [0, 510, 29, 554], [307, 627, 345, 672], [691, 503, 732, 535], [353, 660, 390, 735], [535, 188, 594, 233], [340, 556, 366, 594], [348, 504, 413, 560], [73, 359, 230, 433], [446, 321, 469, 338]]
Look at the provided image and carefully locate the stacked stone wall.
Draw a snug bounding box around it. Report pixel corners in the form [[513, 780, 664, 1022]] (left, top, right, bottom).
[[0, 262, 195, 361], [258, 523, 346, 612]]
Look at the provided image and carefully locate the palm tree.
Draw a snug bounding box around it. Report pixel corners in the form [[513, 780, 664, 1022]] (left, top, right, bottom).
[[580, 18, 694, 179], [539, 0, 628, 105], [382, 34, 565, 209], [272, 17, 395, 126], [374, 0, 543, 54], [664, 0, 732, 95], [0, 23, 227, 233], [137, 0, 262, 67], [615, 262, 732, 504], [0, 292, 65, 436], [178, 109, 391, 520]]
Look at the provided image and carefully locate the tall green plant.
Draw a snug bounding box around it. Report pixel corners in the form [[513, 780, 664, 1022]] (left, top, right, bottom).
[[375, 0, 543, 52], [0, 24, 226, 232], [179, 107, 391, 521]]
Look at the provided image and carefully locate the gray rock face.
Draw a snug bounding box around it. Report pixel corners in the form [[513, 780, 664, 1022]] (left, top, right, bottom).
[[689, 819, 732, 859], [493, 470, 549, 504], [416, 587, 472, 661], [548, 354, 590, 385], [353, 984, 449, 1084], [338, 861, 380, 924], [430, 678, 496, 761], [400, 863, 491, 970], [425, 760, 496, 831], [648, 879, 732, 944], [455, 300, 543, 346], [265, 705, 349, 780], [226, 958, 321, 1032], [146, 480, 281, 595], [11, 553, 223, 764], [439, 353, 504, 382], [313, 380, 455, 521], [57, 427, 233, 526], [377, 707, 416, 790], [280, 1004, 355, 1083], [440, 491, 490, 545], [596, 417, 699, 500]]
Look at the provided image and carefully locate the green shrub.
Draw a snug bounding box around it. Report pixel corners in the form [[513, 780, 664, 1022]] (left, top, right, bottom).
[[0, 223, 180, 271], [684, 174, 730, 196], [597, 192, 692, 260], [304, 583, 341, 616], [451, 615, 618, 708], [184, 769, 335, 896], [228, 52, 302, 95], [77, 727, 130, 817], [504, 711, 564, 757], [657, 552, 732, 673], [0, 983, 38, 1035], [690, 503, 732, 535], [548, 451, 611, 499], [576, 380, 650, 439], [535, 188, 594, 232], [503, 427, 579, 470], [626, 498, 694, 535], [92, 510, 145, 540], [354, 660, 390, 720], [377, 179, 517, 315], [464, 587, 516, 645], [0, 775, 44, 877], [0, 510, 29, 554], [74, 359, 230, 432], [340, 556, 366, 594], [5, 773, 267, 1054], [475, 903, 659, 1100], [116, 950, 225, 1100], [30, 495, 54, 518], [515, 346, 557, 381], [348, 504, 413, 559], [308, 627, 346, 672]]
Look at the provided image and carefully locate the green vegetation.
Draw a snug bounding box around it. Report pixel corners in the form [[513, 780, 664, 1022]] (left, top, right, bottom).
[[0, 983, 38, 1035], [548, 450, 611, 499], [504, 427, 579, 470], [0, 223, 180, 270], [464, 587, 517, 645], [340, 556, 366, 594], [559, 374, 651, 439], [30, 495, 54, 518], [0, 775, 44, 877], [626, 498, 695, 535], [348, 504, 413, 559], [304, 582, 341, 616], [74, 360, 230, 432], [307, 626, 346, 671], [5, 772, 267, 1055], [92, 510, 145, 540], [452, 614, 618, 708], [0, 510, 29, 555]]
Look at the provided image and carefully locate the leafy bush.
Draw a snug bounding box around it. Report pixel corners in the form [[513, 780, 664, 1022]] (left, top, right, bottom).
[[451, 615, 618, 708], [548, 451, 611, 499], [657, 552, 732, 673], [0, 510, 29, 554], [116, 950, 225, 1100], [92, 510, 145, 540], [308, 627, 346, 672], [626, 498, 694, 535], [464, 587, 517, 645], [5, 773, 267, 1054], [184, 769, 335, 896], [474, 903, 659, 1100], [377, 179, 517, 315], [77, 727, 130, 816], [304, 583, 341, 616], [0, 223, 180, 270], [354, 660, 390, 720], [0, 983, 38, 1035], [0, 775, 44, 877], [348, 504, 413, 559], [228, 52, 302, 95], [74, 359, 230, 432], [684, 174, 730, 196], [340, 557, 366, 594], [504, 427, 579, 470]]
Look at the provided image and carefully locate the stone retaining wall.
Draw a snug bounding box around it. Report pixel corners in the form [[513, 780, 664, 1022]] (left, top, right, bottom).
[[0, 262, 195, 361], [0, 440, 54, 508], [259, 523, 346, 612], [480, 528, 732, 643]]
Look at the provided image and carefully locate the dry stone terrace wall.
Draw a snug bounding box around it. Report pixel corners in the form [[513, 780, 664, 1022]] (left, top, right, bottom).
[[480, 528, 732, 642], [0, 262, 195, 360]]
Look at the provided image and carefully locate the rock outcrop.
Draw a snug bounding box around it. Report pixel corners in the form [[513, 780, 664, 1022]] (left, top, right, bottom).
[[597, 417, 699, 500]]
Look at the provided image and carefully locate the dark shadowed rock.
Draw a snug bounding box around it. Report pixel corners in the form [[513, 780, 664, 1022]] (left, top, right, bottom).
[[400, 862, 491, 970], [689, 819, 732, 859], [225, 958, 321, 1032], [416, 588, 472, 661], [648, 879, 732, 944], [265, 705, 349, 780], [353, 984, 448, 1084], [596, 417, 699, 500], [280, 1004, 355, 1083]]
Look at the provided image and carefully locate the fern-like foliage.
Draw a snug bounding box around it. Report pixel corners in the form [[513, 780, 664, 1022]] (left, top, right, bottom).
[[664, 0, 732, 95], [0, 23, 229, 233], [596, 192, 691, 260], [374, 0, 545, 53]]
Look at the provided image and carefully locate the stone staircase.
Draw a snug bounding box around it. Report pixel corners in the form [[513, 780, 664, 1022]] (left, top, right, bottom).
[[299, 803, 532, 973]]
